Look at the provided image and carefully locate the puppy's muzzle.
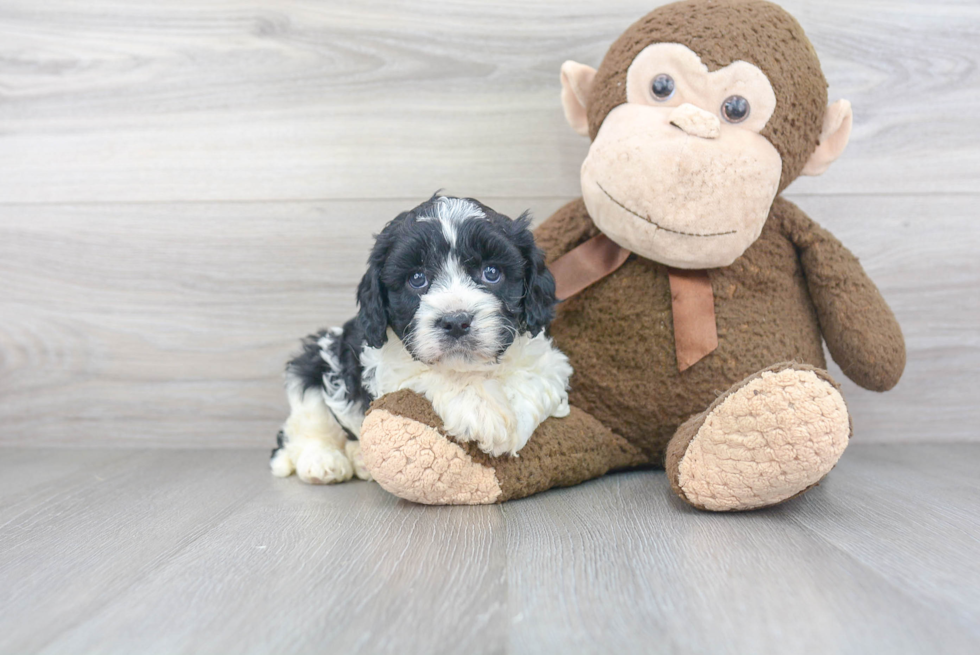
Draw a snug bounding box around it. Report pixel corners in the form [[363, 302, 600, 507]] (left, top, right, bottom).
[[436, 312, 473, 340]]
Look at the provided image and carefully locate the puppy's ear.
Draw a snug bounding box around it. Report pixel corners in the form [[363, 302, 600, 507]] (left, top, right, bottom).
[[511, 212, 556, 336], [356, 214, 406, 348], [356, 260, 387, 348]]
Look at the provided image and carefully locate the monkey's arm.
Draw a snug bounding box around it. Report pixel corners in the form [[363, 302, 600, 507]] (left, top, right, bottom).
[[778, 198, 905, 391], [534, 198, 600, 265]]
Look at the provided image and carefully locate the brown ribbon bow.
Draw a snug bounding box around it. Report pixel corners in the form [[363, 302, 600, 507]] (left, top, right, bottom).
[[549, 234, 718, 372]]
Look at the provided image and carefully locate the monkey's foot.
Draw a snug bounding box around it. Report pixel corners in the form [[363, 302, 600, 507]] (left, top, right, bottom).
[[666, 363, 851, 512], [360, 389, 645, 505], [360, 392, 503, 505]]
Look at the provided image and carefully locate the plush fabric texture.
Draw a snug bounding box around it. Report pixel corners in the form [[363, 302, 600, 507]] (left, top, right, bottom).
[[586, 0, 827, 193], [801, 99, 853, 176], [665, 362, 851, 511], [366, 389, 646, 503], [780, 202, 906, 391], [580, 102, 783, 268], [623, 44, 778, 135], [360, 404, 503, 505], [667, 102, 721, 138], [542, 197, 828, 463]]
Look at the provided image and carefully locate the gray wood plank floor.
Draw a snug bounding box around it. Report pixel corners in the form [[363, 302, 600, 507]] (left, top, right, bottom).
[[2, 443, 978, 655]]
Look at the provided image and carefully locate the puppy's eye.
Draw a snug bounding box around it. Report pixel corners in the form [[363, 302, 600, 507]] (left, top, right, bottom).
[[481, 265, 503, 284], [651, 74, 675, 101], [721, 95, 750, 123], [408, 272, 428, 290]]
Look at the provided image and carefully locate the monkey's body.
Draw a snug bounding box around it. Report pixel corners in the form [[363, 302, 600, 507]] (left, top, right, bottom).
[[539, 197, 827, 463], [357, 0, 906, 511], [538, 194, 904, 472]]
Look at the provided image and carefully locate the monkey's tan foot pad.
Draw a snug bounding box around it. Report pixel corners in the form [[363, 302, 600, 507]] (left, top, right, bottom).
[[666, 364, 851, 512], [360, 392, 502, 505]]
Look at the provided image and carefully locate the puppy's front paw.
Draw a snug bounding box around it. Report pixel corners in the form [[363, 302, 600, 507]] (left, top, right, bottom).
[[270, 447, 295, 478], [345, 440, 373, 481], [295, 446, 354, 485], [447, 405, 518, 457]]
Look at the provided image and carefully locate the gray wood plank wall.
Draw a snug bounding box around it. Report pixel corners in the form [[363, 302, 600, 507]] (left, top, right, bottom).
[[1, 0, 977, 447]]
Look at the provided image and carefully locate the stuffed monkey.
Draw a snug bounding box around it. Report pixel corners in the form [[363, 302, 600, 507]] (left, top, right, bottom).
[[358, 0, 905, 510]]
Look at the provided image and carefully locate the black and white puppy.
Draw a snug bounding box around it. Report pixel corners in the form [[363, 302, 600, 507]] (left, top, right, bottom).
[[271, 196, 572, 485]]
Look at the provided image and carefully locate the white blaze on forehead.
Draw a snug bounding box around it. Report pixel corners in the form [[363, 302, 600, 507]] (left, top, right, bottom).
[[419, 196, 485, 246], [428, 255, 488, 305]]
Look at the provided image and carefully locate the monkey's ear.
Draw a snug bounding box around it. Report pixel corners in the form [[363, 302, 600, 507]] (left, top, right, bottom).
[[560, 61, 597, 137], [802, 100, 853, 176]]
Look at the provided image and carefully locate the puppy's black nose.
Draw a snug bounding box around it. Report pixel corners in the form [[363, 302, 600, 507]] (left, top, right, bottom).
[[436, 312, 473, 339]]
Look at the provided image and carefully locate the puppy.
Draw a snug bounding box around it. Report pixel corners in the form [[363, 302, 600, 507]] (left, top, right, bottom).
[[271, 195, 572, 485]]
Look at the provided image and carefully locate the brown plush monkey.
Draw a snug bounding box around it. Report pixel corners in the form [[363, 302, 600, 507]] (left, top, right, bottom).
[[358, 0, 905, 511]]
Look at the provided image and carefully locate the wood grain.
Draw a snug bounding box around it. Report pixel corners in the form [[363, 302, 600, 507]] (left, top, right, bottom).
[[0, 448, 507, 655], [39, 476, 507, 655], [504, 458, 980, 654], [784, 444, 980, 632], [0, 0, 977, 203], [0, 450, 268, 653], [1, 194, 976, 447], [0, 445, 977, 654]]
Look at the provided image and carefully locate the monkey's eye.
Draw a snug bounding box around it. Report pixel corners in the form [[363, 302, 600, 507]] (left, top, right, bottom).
[[481, 265, 503, 284], [651, 74, 675, 100], [408, 271, 428, 290], [721, 95, 750, 123]]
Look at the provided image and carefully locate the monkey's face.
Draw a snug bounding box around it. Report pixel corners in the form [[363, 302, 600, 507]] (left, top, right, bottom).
[[580, 44, 781, 269], [559, 2, 852, 269]]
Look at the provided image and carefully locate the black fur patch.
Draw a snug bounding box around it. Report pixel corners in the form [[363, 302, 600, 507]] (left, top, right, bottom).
[[271, 429, 287, 459], [283, 324, 372, 440], [285, 329, 332, 395], [335, 317, 375, 414]]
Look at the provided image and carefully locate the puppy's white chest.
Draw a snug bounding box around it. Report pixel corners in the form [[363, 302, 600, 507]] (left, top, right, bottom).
[[361, 332, 572, 457]]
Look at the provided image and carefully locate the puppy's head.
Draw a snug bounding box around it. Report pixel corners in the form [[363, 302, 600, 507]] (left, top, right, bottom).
[[356, 196, 555, 365]]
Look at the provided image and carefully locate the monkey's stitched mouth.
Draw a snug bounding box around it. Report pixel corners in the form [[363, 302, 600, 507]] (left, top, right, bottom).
[[596, 182, 737, 238]]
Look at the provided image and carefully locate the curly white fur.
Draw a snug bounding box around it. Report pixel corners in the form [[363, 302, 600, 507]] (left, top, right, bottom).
[[361, 329, 571, 456]]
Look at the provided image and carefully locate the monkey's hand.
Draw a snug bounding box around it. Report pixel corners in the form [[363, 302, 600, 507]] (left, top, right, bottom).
[[780, 198, 905, 391]]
